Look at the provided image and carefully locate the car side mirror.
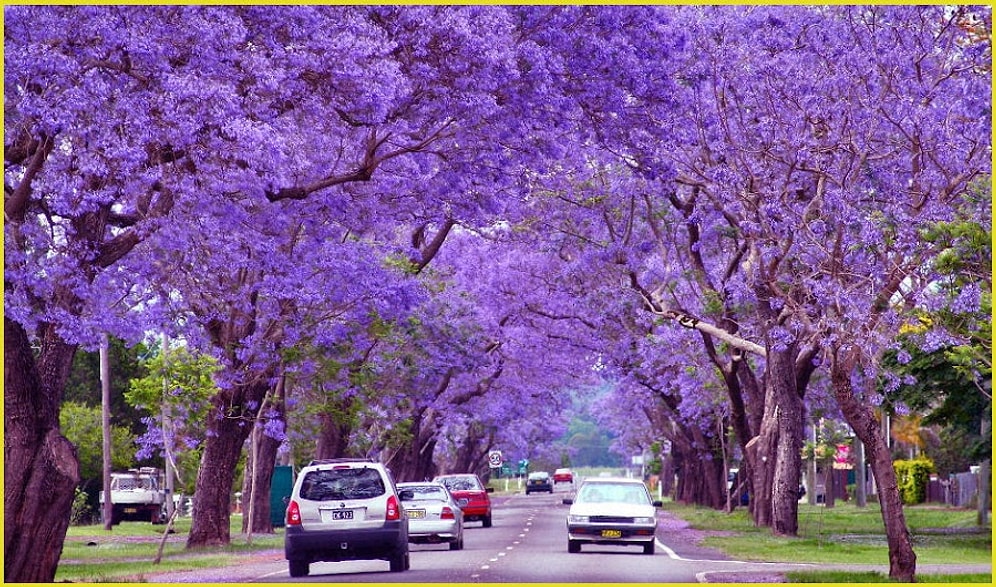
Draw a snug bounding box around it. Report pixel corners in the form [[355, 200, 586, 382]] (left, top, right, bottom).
[[652, 500, 663, 508], [399, 490, 415, 501], [282, 496, 290, 505], [562, 498, 573, 505], [486, 487, 494, 493]]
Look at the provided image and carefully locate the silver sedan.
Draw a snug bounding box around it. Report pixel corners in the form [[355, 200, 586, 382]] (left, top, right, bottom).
[[398, 482, 465, 550]]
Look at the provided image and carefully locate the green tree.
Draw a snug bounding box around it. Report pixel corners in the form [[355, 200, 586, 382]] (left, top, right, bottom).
[[126, 345, 219, 495], [885, 205, 992, 474], [64, 337, 150, 432], [59, 401, 137, 520]]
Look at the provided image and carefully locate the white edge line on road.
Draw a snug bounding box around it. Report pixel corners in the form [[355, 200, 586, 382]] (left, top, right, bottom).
[[656, 537, 816, 566]]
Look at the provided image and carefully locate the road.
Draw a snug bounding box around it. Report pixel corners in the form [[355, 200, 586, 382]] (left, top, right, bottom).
[[142, 482, 992, 583], [151, 482, 819, 583]]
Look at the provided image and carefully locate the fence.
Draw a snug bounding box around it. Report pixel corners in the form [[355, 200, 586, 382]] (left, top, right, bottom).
[[926, 471, 981, 507]]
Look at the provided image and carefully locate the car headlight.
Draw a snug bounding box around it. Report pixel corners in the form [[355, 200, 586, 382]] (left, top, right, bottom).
[[634, 517, 656, 525], [568, 514, 589, 523]]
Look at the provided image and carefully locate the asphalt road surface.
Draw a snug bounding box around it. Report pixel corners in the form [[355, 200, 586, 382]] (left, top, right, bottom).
[[143, 483, 992, 583], [265, 483, 700, 583], [146, 482, 809, 583]]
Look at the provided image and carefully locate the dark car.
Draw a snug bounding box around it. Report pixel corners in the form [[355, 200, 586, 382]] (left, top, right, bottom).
[[433, 473, 494, 527], [525, 471, 554, 494]]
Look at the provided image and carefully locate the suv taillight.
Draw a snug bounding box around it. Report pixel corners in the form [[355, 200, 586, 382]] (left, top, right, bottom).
[[441, 506, 455, 520], [286, 500, 302, 526], [386, 495, 401, 521]]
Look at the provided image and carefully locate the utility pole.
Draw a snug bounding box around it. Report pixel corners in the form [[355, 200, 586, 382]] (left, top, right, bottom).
[[162, 333, 176, 520], [854, 436, 867, 507], [100, 334, 113, 531]]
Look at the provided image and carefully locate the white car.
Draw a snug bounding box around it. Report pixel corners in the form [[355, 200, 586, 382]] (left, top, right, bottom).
[[563, 477, 661, 554], [284, 459, 410, 577], [397, 482, 465, 550]]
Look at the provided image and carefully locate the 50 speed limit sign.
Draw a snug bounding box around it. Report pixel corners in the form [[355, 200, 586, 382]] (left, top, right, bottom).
[[488, 450, 503, 468]]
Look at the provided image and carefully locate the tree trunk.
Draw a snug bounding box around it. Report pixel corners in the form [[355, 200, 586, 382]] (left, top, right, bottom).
[[831, 346, 916, 582], [384, 409, 438, 482], [745, 345, 804, 535], [187, 381, 265, 548], [4, 318, 82, 582], [316, 401, 354, 459], [824, 463, 836, 508], [4, 318, 81, 582], [241, 428, 280, 535], [242, 379, 286, 535], [769, 354, 803, 536]]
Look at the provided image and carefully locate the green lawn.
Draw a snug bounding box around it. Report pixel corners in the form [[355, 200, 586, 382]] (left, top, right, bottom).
[[58, 517, 283, 582], [663, 500, 992, 581]]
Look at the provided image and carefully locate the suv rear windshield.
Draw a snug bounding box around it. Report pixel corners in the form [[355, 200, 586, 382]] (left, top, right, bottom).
[[299, 467, 386, 501]]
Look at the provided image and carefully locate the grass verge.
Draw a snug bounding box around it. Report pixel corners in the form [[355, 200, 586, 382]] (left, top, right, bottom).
[[662, 500, 991, 582], [785, 571, 992, 583], [57, 518, 283, 582]]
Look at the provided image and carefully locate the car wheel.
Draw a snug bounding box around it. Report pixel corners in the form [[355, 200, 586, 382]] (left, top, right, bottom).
[[568, 540, 581, 553], [450, 536, 464, 551], [288, 560, 309, 577], [482, 514, 493, 528], [643, 541, 656, 555], [389, 548, 408, 572]]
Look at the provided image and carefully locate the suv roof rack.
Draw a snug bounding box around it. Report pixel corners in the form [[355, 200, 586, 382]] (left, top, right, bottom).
[[307, 458, 378, 466]]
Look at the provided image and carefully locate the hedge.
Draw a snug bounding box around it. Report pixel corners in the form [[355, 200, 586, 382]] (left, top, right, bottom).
[[893, 458, 934, 505]]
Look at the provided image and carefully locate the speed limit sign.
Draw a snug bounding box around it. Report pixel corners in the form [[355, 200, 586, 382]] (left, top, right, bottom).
[[488, 450, 503, 468]]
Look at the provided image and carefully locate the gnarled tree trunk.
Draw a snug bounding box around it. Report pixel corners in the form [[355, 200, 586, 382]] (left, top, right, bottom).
[[4, 318, 80, 582]]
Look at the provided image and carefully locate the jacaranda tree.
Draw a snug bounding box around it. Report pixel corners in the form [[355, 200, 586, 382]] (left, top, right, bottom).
[[5, 5, 989, 583]]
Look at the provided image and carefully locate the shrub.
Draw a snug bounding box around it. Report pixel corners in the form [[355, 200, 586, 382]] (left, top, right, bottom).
[[894, 458, 934, 505], [71, 487, 93, 526]]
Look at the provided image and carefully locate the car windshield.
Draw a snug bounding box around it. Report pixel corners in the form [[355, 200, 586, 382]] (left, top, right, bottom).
[[576, 482, 649, 505], [299, 467, 385, 501], [401, 485, 448, 501], [437, 476, 481, 491]]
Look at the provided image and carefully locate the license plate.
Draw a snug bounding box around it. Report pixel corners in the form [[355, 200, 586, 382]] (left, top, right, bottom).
[[124, 508, 137, 514], [601, 529, 623, 538], [408, 509, 426, 519], [331, 510, 353, 521]]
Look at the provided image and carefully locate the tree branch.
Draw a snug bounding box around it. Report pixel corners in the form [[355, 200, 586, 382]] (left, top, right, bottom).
[[628, 271, 767, 357]]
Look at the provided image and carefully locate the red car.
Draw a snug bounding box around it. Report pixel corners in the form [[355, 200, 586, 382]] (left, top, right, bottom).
[[553, 468, 574, 484], [433, 474, 494, 527]]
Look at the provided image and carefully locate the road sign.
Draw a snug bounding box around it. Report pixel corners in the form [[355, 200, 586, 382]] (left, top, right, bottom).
[[488, 450, 503, 468]]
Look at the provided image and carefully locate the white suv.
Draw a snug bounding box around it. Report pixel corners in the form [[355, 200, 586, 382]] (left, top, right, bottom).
[[284, 459, 410, 577]]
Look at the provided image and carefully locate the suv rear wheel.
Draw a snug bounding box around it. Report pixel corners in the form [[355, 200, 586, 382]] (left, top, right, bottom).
[[288, 560, 309, 577], [389, 549, 409, 572]]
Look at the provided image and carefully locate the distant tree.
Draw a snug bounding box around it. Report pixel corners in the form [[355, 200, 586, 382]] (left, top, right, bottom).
[[59, 402, 136, 497]]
